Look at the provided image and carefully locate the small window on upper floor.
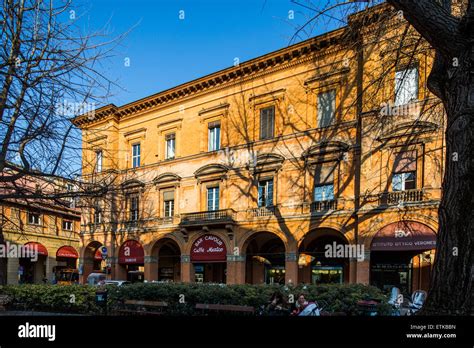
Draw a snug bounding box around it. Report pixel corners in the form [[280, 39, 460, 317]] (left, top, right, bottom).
[[129, 195, 139, 221], [132, 143, 141, 168], [207, 186, 220, 211], [28, 212, 41, 225], [95, 150, 103, 173], [395, 66, 418, 106], [165, 133, 176, 160], [163, 190, 175, 217], [208, 121, 221, 152], [62, 220, 73, 231], [94, 209, 102, 224], [317, 89, 336, 128], [260, 106, 275, 140], [392, 150, 417, 191], [258, 178, 274, 208]]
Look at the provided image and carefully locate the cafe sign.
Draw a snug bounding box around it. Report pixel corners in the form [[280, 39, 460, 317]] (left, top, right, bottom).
[[191, 234, 227, 262]]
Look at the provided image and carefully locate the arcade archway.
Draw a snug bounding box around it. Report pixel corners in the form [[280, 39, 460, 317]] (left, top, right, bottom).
[[298, 229, 350, 285], [244, 232, 286, 285]]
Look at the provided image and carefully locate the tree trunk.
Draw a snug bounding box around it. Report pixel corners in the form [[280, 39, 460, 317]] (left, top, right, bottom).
[[422, 40, 474, 315]]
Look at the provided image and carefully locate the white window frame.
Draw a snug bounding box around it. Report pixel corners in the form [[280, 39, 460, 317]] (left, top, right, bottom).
[[62, 220, 73, 231], [28, 213, 41, 225], [132, 143, 140, 168], [208, 124, 221, 152], [96, 150, 103, 173], [394, 66, 418, 106], [317, 89, 336, 128]]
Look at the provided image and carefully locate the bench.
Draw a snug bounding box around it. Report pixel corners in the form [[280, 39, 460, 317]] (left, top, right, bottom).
[[0, 295, 11, 311], [195, 303, 254, 315], [117, 300, 168, 316]]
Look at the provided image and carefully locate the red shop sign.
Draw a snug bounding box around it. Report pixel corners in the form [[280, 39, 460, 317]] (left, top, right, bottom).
[[191, 234, 227, 262], [118, 240, 144, 264], [94, 248, 102, 261]]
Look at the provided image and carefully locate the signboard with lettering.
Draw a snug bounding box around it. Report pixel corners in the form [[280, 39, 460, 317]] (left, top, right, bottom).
[[190, 234, 227, 262], [371, 221, 436, 251], [118, 240, 144, 264]]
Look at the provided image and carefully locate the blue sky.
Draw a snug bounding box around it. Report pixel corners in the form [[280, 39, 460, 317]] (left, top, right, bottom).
[[74, 0, 357, 107]]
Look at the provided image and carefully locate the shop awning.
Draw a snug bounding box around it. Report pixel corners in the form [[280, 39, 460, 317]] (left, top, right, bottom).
[[118, 240, 144, 264], [191, 234, 226, 262], [56, 246, 78, 259], [24, 242, 48, 256], [371, 221, 436, 251]]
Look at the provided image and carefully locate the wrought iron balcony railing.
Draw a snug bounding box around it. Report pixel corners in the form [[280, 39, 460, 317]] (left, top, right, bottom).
[[310, 199, 338, 213], [249, 206, 276, 217], [180, 209, 235, 226], [380, 189, 424, 205]]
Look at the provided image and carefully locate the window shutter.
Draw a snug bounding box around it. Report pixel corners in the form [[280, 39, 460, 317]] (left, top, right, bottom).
[[314, 163, 336, 184], [394, 150, 417, 173], [163, 190, 174, 201]]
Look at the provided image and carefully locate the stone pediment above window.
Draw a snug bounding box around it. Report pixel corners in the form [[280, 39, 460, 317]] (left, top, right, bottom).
[[194, 163, 229, 181], [251, 153, 285, 174], [121, 179, 145, 191], [378, 121, 438, 142], [303, 141, 349, 167], [153, 173, 181, 188]]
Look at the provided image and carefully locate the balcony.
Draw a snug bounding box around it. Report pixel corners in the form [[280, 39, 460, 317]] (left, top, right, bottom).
[[380, 189, 424, 205], [180, 209, 235, 226], [310, 199, 338, 213], [249, 206, 276, 218]]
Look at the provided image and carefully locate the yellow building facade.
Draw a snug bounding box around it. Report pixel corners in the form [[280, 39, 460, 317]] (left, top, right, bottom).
[[74, 4, 444, 294], [0, 175, 81, 285]]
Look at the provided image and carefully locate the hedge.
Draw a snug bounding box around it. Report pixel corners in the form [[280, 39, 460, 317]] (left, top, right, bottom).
[[0, 283, 391, 315]]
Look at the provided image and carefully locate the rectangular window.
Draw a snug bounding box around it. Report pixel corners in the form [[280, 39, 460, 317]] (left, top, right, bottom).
[[96, 150, 103, 173], [392, 172, 416, 191], [132, 143, 140, 168], [94, 208, 102, 224], [314, 184, 335, 202], [208, 122, 221, 151], [28, 213, 40, 225], [62, 220, 73, 231], [392, 150, 417, 191], [130, 196, 139, 221], [165, 133, 176, 159], [163, 191, 175, 217], [260, 106, 275, 140], [207, 187, 220, 211], [258, 179, 274, 207], [395, 66, 418, 106], [318, 89, 336, 128]]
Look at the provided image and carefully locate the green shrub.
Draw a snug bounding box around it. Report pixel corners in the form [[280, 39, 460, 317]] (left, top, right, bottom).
[[0, 283, 390, 315], [0, 284, 101, 314]]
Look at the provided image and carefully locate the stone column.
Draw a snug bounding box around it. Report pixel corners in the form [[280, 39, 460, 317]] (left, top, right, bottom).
[[285, 252, 298, 285], [180, 254, 192, 283], [6, 257, 19, 285], [226, 254, 245, 285], [144, 255, 158, 282], [110, 256, 127, 280], [355, 251, 371, 284], [46, 256, 58, 283]]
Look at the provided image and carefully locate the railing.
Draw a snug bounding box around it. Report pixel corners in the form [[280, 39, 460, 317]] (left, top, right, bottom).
[[310, 200, 338, 213], [156, 216, 175, 225], [180, 209, 235, 225], [381, 189, 424, 205], [249, 206, 276, 217]]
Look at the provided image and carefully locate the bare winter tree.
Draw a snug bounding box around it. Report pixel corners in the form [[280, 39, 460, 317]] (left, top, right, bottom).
[[0, 0, 125, 201], [293, 0, 473, 314]]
